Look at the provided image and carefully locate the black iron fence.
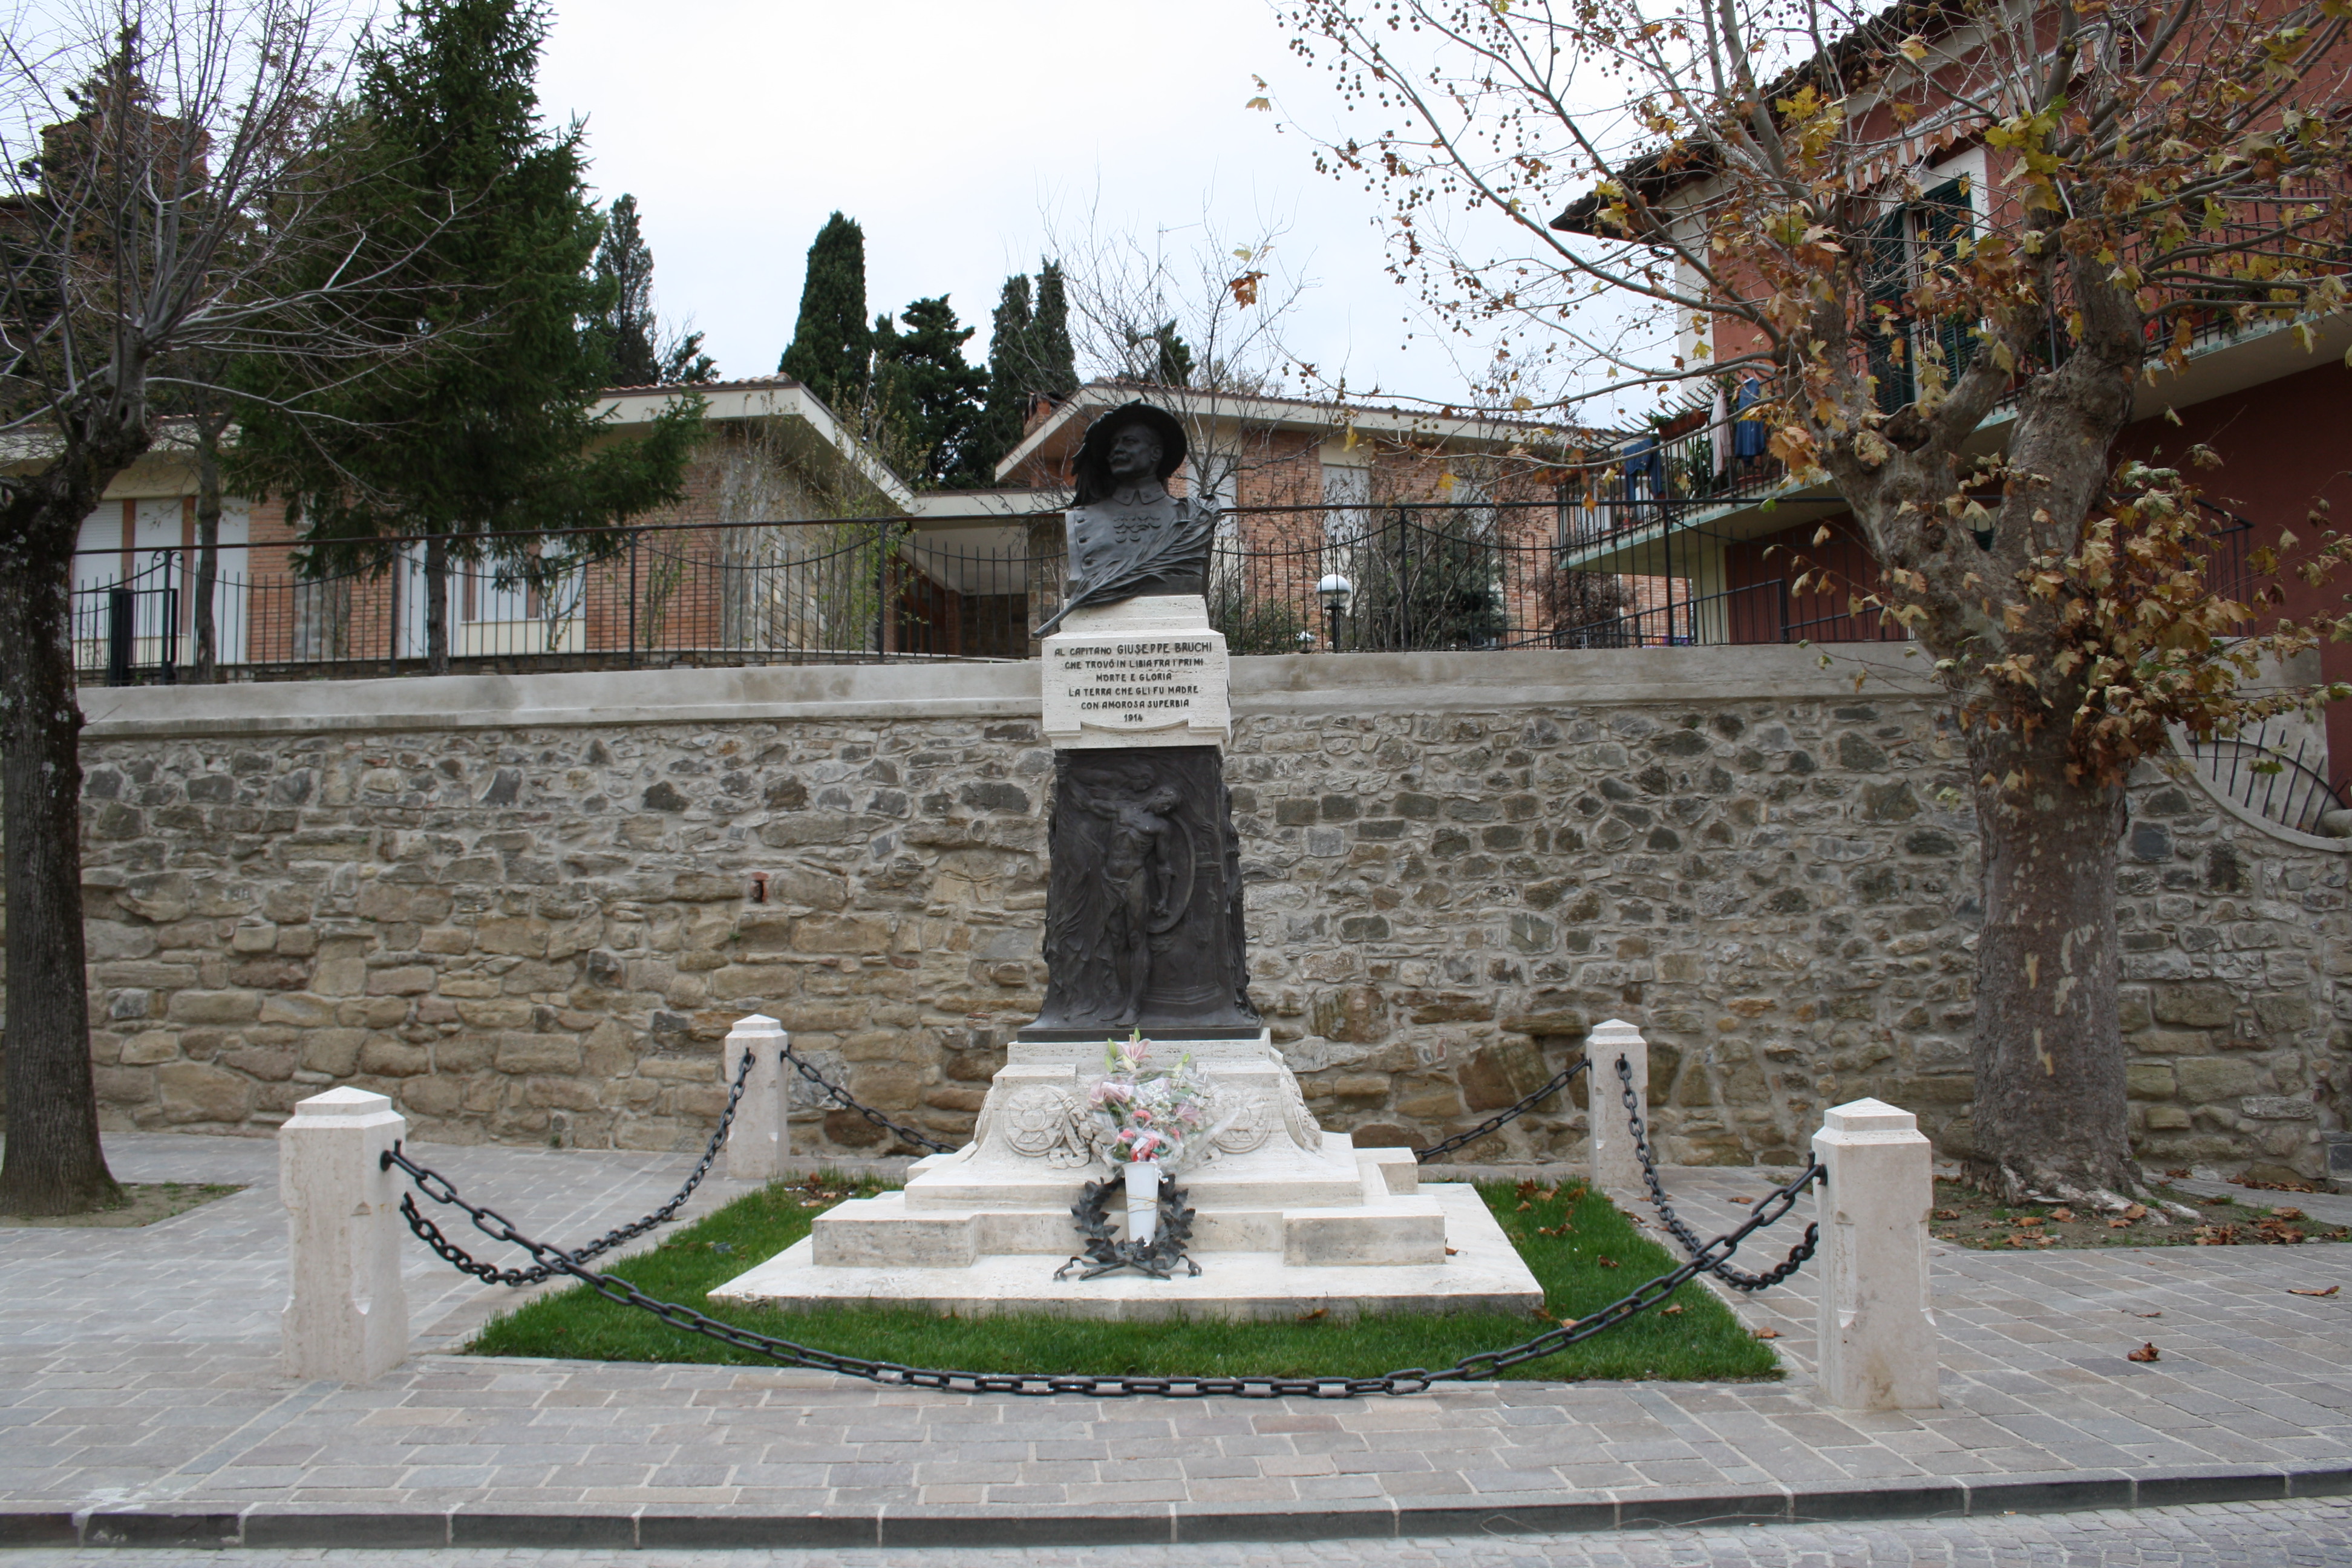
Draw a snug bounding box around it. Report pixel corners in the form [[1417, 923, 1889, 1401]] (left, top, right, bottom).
[[2184, 714, 2352, 838], [67, 493, 2271, 685], [71, 520, 1042, 684]]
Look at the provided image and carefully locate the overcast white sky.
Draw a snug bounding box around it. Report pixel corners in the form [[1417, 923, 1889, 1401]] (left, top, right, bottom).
[[535, 0, 1486, 402]]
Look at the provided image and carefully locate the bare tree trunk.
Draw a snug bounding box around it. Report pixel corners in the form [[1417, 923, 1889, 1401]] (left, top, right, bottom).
[[424, 533, 449, 673], [0, 482, 120, 1216], [1962, 714, 2135, 1202], [192, 422, 226, 683]]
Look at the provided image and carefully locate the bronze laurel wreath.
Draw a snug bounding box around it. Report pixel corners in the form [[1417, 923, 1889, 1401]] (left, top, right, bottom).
[[1054, 1176, 1203, 1281]]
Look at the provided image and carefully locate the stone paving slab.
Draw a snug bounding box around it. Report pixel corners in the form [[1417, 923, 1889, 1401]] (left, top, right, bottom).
[[4, 1134, 2350, 1548]]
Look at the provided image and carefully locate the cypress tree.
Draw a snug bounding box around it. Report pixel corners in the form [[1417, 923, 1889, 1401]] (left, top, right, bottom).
[[587, 192, 660, 386], [226, 0, 703, 673], [778, 211, 870, 410], [1030, 260, 1078, 402], [968, 272, 1034, 479]]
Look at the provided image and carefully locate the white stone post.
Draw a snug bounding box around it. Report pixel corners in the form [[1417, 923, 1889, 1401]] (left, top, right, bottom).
[[279, 1086, 410, 1383], [1812, 1097, 1939, 1411], [1586, 1018, 1650, 1193], [722, 1014, 789, 1181]]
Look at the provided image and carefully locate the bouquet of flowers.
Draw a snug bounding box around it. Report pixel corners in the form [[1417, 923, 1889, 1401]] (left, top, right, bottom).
[[1086, 1032, 1216, 1171]]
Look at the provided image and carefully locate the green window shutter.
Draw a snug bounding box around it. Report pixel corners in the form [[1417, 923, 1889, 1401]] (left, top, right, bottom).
[[1915, 179, 1977, 385], [1864, 206, 1913, 414]]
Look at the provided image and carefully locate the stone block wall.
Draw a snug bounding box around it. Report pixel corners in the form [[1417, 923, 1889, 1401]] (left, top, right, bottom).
[[7, 650, 2345, 1177]]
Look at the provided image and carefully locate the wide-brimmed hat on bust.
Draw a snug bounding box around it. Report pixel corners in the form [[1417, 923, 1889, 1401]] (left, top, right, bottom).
[[1070, 401, 1187, 505]]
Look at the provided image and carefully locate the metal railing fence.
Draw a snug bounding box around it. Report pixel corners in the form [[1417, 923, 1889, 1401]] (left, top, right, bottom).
[[65, 492, 2274, 684], [2184, 714, 2352, 838]]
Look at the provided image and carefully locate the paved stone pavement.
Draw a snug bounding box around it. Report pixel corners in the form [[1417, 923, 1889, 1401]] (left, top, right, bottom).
[[4, 1498, 2351, 1564], [4, 1133, 2350, 1548]]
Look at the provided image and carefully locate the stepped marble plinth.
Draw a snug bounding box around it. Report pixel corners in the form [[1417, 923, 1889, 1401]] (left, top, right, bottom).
[[710, 1034, 1543, 1321]]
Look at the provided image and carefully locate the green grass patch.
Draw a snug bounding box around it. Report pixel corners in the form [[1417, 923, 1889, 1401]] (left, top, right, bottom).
[[466, 1174, 1781, 1383]]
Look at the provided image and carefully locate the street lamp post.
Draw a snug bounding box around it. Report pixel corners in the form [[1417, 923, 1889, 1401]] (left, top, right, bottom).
[[1316, 572, 1354, 655]]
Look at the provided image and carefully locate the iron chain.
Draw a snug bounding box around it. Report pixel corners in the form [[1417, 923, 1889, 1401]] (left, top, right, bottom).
[[1615, 1053, 1821, 1291], [779, 1040, 956, 1154], [381, 1045, 756, 1289], [384, 1124, 1822, 1399], [1413, 1057, 1591, 1163]]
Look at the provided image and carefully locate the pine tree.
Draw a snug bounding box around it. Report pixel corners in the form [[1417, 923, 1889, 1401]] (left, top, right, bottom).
[[226, 0, 702, 673], [778, 211, 870, 411], [587, 192, 660, 386], [1134, 319, 1193, 387], [872, 295, 990, 489]]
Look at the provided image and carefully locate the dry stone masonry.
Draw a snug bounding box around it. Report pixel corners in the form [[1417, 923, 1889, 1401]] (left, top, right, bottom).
[[10, 650, 2344, 1178]]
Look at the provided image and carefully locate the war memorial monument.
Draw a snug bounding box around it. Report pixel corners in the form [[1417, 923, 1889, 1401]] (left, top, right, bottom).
[[713, 403, 1542, 1319]]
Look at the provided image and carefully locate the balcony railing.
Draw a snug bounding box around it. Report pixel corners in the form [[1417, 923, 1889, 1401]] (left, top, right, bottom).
[[1555, 301, 2338, 561]]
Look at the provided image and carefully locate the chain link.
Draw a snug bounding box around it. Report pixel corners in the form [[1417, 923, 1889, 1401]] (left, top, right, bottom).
[[381, 1045, 756, 1289], [779, 1039, 956, 1154], [384, 1125, 1823, 1398], [1613, 1053, 1821, 1292], [1414, 1057, 1591, 1163]]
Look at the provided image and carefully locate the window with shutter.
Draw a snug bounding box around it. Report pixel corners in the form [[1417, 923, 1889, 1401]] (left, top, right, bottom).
[[1863, 178, 1978, 414]]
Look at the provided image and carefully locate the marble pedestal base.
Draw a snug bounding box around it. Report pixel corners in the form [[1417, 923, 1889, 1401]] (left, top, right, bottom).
[[710, 1033, 1543, 1322]]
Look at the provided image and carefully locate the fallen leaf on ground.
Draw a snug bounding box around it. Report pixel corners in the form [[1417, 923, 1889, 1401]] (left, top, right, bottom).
[[1444, 1246, 1457, 1256], [2271, 1207, 2306, 1221], [1296, 1307, 1328, 1322], [1558, 1316, 1580, 1327], [1595, 1255, 1621, 1269], [2050, 1207, 2076, 1223], [2288, 1285, 2341, 1298], [1727, 1196, 1752, 1204], [1754, 1327, 1780, 1339], [2014, 1216, 2044, 1228], [2163, 1168, 2191, 1179], [2108, 1218, 2132, 1229], [1934, 1208, 1960, 1220], [2122, 1203, 2148, 1221], [2126, 1342, 2160, 1362], [1661, 1304, 1685, 1316], [2131, 1310, 2161, 1318]]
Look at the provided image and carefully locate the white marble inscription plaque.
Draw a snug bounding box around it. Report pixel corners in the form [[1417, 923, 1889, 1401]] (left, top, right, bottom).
[[1040, 595, 1230, 748]]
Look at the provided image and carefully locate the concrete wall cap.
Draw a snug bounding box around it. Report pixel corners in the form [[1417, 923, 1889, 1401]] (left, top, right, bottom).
[[285, 1086, 399, 1123], [728, 1015, 786, 1036], [1587, 1019, 1646, 1044], [1818, 1097, 1923, 1137]]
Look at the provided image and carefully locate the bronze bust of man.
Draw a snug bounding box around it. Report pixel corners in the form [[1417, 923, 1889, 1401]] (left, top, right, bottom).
[[1034, 402, 1214, 636]]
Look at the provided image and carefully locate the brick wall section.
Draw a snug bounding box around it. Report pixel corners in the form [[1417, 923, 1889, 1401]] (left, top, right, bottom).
[[14, 665, 2347, 1176]]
